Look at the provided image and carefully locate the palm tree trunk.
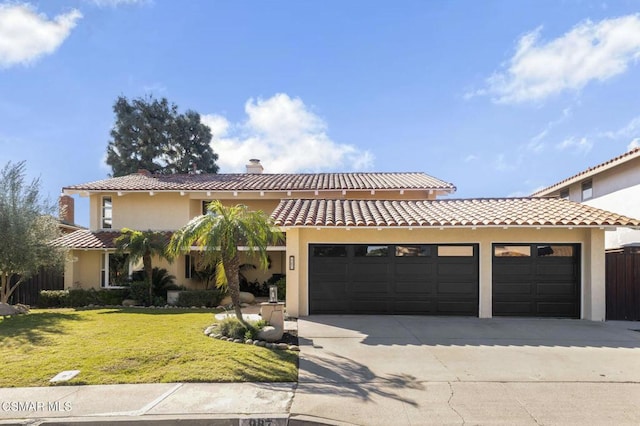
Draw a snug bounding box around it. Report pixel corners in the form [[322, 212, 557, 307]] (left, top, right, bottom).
[[224, 254, 246, 325]]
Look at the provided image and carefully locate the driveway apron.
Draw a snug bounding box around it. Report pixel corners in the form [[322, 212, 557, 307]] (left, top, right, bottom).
[[291, 316, 640, 425]]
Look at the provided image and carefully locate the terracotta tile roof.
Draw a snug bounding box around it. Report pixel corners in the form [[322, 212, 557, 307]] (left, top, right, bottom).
[[50, 230, 173, 249], [50, 230, 122, 249], [63, 172, 455, 193], [532, 147, 640, 196], [271, 197, 640, 228]]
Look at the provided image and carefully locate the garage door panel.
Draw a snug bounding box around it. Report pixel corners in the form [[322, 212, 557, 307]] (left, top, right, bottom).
[[437, 281, 477, 294], [537, 302, 577, 316], [493, 243, 580, 318], [493, 282, 532, 294], [437, 300, 478, 315], [394, 281, 433, 294], [493, 301, 533, 314], [535, 263, 575, 276], [437, 263, 476, 275], [494, 263, 533, 275], [350, 281, 387, 295], [536, 282, 577, 296], [310, 243, 478, 315]]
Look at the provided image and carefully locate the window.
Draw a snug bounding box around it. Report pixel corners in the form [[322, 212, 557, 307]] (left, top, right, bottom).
[[354, 245, 389, 257], [537, 245, 574, 257], [559, 189, 569, 199], [185, 254, 196, 278], [101, 253, 129, 287], [395, 245, 431, 257], [312, 245, 347, 257], [494, 245, 531, 257], [202, 201, 212, 215], [581, 180, 593, 201], [437, 245, 474, 257], [101, 196, 112, 229]]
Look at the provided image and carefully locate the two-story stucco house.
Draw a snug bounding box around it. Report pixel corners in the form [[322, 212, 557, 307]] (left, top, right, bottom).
[[532, 148, 640, 250], [53, 160, 640, 321]]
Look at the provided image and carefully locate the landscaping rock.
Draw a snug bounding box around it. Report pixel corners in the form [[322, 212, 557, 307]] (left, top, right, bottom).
[[256, 341, 266, 347], [0, 303, 18, 316], [253, 340, 261, 346], [14, 304, 29, 314], [204, 325, 217, 336], [257, 325, 284, 342], [266, 343, 275, 349], [276, 343, 289, 350], [122, 299, 138, 307], [219, 292, 256, 306], [240, 292, 255, 304], [288, 345, 300, 352], [233, 339, 243, 344], [245, 339, 253, 345]]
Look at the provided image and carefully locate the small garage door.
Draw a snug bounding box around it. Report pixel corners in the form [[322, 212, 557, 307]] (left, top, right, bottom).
[[309, 244, 479, 315], [492, 243, 580, 318]]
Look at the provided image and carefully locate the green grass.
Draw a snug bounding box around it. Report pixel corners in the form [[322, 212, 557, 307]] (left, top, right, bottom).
[[0, 308, 298, 387]]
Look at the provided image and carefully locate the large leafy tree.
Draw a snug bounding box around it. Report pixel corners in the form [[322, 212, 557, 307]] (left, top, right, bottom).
[[0, 161, 64, 304], [106, 96, 219, 177], [115, 228, 169, 304], [168, 201, 283, 324]]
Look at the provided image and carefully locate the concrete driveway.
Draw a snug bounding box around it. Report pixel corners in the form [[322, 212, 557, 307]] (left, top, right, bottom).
[[291, 316, 640, 425]]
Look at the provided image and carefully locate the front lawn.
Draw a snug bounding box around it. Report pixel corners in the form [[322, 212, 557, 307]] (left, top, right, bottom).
[[0, 308, 297, 387]]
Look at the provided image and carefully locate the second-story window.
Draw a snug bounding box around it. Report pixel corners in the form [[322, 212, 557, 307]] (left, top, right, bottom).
[[102, 196, 112, 229], [581, 180, 593, 201], [559, 189, 569, 199]]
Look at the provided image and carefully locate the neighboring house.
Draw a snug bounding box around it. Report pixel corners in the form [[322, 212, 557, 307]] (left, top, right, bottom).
[[532, 148, 640, 250], [52, 159, 640, 321]]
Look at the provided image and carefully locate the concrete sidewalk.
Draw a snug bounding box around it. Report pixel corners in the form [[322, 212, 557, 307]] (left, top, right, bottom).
[[1, 318, 640, 425]]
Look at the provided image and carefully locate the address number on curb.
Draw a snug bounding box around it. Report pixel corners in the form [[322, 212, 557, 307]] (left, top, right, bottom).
[[240, 418, 287, 426]]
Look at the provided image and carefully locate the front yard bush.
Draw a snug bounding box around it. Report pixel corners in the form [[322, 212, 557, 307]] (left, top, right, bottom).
[[217, 317, 266, 340], [38, 290, 68, 308], [127, 281, 150, 305], [175, 290, 222, 307]]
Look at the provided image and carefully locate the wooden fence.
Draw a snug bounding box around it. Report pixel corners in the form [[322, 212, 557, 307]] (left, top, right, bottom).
[[9, 268, 64, 306], [606, 249, 640, 321]]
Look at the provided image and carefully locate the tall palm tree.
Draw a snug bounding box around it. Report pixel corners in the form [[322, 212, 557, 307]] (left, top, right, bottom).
[[167, 201, 282, 324], [115, 228, 169, 304]]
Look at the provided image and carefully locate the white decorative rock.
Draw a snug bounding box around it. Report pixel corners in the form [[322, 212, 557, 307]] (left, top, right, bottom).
[[288, 345, 300, 351], [239, 292, 255, 304], [257, 326, 284, 342], [276, 343, 289, 350], [204, 325, 217, 336]]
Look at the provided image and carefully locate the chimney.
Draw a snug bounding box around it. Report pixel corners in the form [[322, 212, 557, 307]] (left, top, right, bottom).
[[59, 195, 74, 225], [246, 159, 264, 174], [137, 169, 151, 176]]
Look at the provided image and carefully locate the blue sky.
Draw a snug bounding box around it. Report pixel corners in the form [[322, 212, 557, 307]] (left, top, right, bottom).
[[2, 0, 640, 226]]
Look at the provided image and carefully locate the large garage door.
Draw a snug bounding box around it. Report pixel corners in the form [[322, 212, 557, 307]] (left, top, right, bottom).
[[309, 244, 479, 315], [492, 243, 580, 318]]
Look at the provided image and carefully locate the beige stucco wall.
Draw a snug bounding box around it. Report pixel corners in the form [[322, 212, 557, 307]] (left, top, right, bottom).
[[285, 226, 606, 321], [64, 250, 103, 289]]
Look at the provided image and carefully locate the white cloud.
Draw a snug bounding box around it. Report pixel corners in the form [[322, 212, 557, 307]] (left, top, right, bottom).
[[479, 15, 640, 103], [601, 115, 640, 139], [0, 4, 82, 68], [202, 93, 374, 173], [557, 136, 593, 153], [463, 154, 477, 162], [628, 137, 640, 151]]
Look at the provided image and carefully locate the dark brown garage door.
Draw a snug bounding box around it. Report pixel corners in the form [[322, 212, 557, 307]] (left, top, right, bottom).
[[309, 244, 479, 315], [492, 243, 580, 318]]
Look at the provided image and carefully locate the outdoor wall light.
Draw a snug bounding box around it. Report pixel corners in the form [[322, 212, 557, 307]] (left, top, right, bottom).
[[269, 284, 278, 303], [289, 255, 295, 270]]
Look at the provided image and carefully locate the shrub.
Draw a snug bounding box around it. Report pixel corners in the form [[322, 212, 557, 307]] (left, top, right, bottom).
[[240, 280, 268, 297], [96, 288, 129, 305], [38, 290, 68, 308], [127, 281, 150, 305], [274, 277, 286, 301], [217, 317, 265, 340], [131, 267, 177, 299], [67, 289, 98, 307], [175, 290, 222, 308]]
